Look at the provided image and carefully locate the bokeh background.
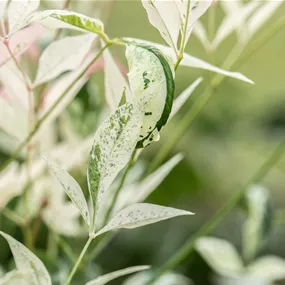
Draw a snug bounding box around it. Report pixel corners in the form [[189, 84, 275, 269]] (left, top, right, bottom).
[[1, 1, 285, 284]]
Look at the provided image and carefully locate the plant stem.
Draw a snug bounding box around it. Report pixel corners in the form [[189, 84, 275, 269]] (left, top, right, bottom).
[[147, 14, 285, 175], [0, 44, 110, 172], [148, 136, 285, 284], [103, 150, 137, 225], [64, 236, 93, 285]]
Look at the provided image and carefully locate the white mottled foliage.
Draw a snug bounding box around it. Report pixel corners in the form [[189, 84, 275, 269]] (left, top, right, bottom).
[[34, 34, 95, 86], [0, 232, 51, 285], [103, 46, 132, 110], [85, 266, 150, 285], [42, 157, 90, 227], [95, 203, 193, 237], [124, 38, 253, 84], [126, 45, 169, 146], [88, 103, 143, 231], [196, 237, 244, 277], [8, 0, 40, 35], [142, 0, 180, 53]]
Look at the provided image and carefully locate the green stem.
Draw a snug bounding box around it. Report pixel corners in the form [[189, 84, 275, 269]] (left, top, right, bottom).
[[148, 136, 285, 284], [64, 237, 93, 285], [103, 150, 137, 224], [0, 44, 110, 172]]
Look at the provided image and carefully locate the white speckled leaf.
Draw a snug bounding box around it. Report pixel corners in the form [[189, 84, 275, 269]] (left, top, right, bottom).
[[0, 232, 51, 285], [95, 203, 193, 237], [27, 10, 104, 35], [103, 46, 132, 110], [8, 0, 39, 35], [247, 256, 285, 281], [242, 185, 271, 262], [85, 266, 150, 285], [88, 103, 143, 231], [195, 237, 244, 276], [34, 34, 95, 86], [126, 45, 172, 147], [42, 157, 90, 227], [170, 77, 203, 119], [142, 0, 180, 52]]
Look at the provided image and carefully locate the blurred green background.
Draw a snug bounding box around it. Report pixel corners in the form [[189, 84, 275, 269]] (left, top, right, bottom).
[[1, 0, 285, 284]]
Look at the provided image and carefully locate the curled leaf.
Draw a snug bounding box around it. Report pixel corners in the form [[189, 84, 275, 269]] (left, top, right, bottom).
[[126, 44, 175, 148]]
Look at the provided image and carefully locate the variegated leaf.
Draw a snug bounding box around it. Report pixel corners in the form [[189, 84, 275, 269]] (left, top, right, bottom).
[[88, 103, 143, 231]]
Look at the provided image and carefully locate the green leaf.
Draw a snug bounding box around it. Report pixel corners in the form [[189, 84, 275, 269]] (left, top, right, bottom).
[[195, 237, 244, 277], [125, 44, 175, 148], [94, 203, 193, 237], [88, 103, 143, 232], [27, 10, 104, 36], [241, 185, 272, 262], [0, 232, 51, 285], [85, 266, 150, 285], [42, 157, 90, 228]]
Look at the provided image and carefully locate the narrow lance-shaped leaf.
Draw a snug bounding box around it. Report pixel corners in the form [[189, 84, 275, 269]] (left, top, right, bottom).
[[126, 43, 175, 148], [95, 203, 193, 237], [0, 231, 51, 285], [42, 157, 90, 227], [170, 77, 203, 119], [0, 0, 8, 20], [247, 256, 285, 281], [34, 34, 95, 86], [242, 185, 272, 262], [176, 0, 212, 47], [103, 45, 132, 110], [88, 103, 143, 232], [195, 237, 244, 277], [8, 0, 40, 36], [124, 38, 254, 84], [26, 10, 104, 36], [141, 0, 180, 53], [85, 266, 150, 285], [212, 1, 259, 49]]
